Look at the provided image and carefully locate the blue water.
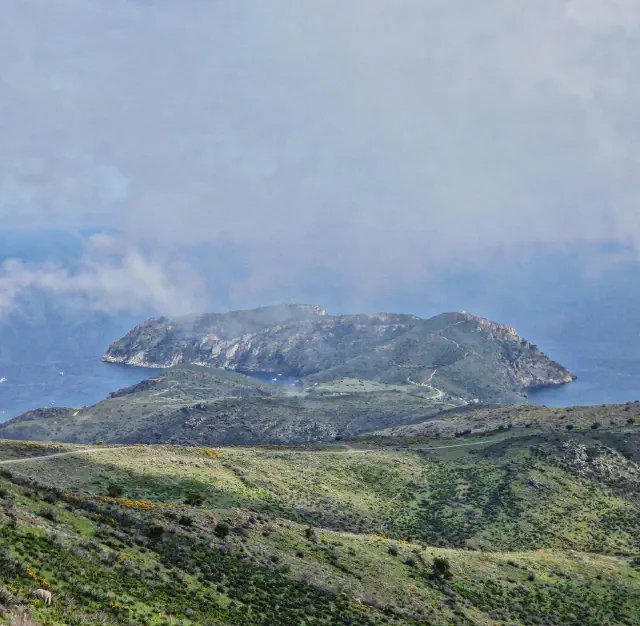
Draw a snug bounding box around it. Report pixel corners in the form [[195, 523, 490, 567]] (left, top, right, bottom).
[[0, 359, 159, 420], [528, 340, 640, 407], [239, 371, 301, 387]]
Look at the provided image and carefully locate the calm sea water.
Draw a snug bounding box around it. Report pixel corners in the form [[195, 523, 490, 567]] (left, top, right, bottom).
[[528, 340, 640, 407], [238, 370, 301, 387], [0, 360, 159, 420]]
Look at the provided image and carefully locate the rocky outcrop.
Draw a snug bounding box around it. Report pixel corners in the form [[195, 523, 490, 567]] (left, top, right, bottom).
[[104, 306, 574, 403], [7, 407, 73, 422]]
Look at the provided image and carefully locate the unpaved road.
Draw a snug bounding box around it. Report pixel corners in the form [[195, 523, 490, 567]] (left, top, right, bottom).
[[0, 447, 123, 465], [225, 437, 505, 455], [0, 437, 499, 466]]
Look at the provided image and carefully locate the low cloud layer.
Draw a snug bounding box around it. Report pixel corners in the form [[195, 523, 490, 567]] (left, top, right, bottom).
[[1, 0, 639, 312], [0, 235, 202, 315]]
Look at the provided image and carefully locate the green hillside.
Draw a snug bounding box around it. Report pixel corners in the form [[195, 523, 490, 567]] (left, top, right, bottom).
[[0, 424, 639, 625], [0, 366, 455, 446]]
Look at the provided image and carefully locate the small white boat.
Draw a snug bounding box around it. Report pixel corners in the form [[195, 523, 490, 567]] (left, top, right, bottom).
[[272, 378, 278, 382], [0, 378, 6, 384], [59, 371, 65, 376]]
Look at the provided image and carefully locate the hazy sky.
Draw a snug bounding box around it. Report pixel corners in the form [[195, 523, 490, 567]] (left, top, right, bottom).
[[1, 0, 639, 315]]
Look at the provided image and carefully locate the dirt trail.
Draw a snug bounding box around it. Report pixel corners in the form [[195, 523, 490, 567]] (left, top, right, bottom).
[[0, 437, 498, 466], [238, 438, 502, 456], [0, 447, 124, 465]]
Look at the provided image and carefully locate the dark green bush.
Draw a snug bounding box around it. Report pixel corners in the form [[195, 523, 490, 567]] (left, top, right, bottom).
[[40, 506, 58, 521], [185, 490, 204, 507], [432, 556, 452, 579], [214, 523, 230, 539], [107, 483, 124, 498]]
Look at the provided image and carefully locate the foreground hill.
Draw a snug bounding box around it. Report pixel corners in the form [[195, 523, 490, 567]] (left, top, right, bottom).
[[104, 304, 574, 403], [0, 423, 638, 625], [0, 366, 455, 445]]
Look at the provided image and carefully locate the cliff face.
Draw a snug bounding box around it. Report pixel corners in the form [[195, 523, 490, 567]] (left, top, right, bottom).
[[104, 306, 574, 403]]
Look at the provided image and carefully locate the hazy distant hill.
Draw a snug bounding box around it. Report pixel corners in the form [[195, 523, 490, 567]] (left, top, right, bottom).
[[104, 305, 574, 403]]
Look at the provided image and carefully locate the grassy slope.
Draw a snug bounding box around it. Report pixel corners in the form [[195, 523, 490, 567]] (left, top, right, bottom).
[[0, 426, 639, 625], [0, 366, 280, 443], [0, 367, 454, 446], [363, 401, 640, 441]]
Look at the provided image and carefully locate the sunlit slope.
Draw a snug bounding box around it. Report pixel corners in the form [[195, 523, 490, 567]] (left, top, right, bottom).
[[0, 430, 639, 625]]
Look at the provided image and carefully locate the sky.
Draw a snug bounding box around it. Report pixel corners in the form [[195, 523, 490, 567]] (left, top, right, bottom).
[[1, 0, 640, 318]]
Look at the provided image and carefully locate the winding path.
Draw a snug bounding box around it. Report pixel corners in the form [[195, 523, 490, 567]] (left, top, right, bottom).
[[0, 447, 123, 465], [0, 436, 501, 467]]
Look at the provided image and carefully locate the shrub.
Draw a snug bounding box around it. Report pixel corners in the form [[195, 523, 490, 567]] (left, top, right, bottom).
[[40, 506, 57, 522], [388, 543, 399, 556], [566, 424, 574, 431], [107, 484, 124, 498], [591, 422, 600, 429], [179, 515, 194, 527], [184, 490, 204, 507], [0, 586, 17, 606], [431, 556, 452, 580], [627, 417, 635, 425], [214, 523, 230, 539], [147, 524, 165, 539], [43, 492, 57, 505]]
